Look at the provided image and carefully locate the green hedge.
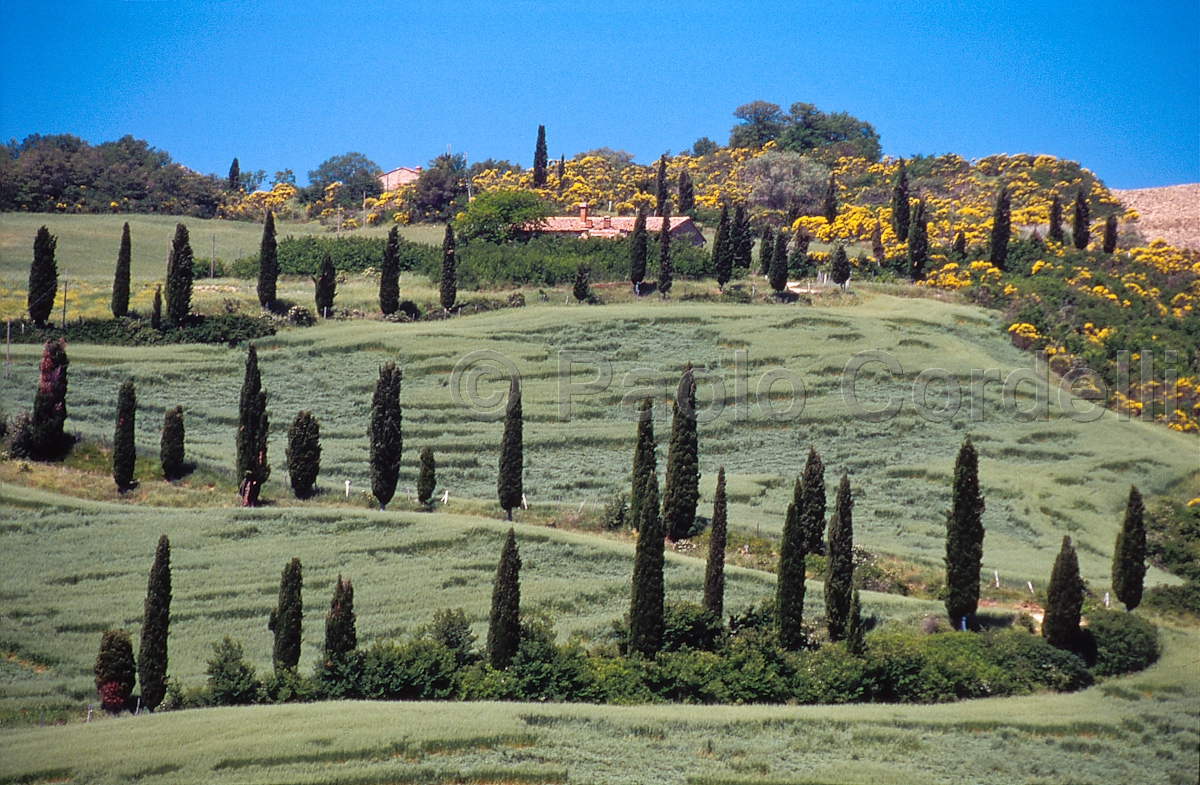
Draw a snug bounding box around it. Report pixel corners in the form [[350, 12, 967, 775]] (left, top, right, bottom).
[[7, 315, 274, 346]]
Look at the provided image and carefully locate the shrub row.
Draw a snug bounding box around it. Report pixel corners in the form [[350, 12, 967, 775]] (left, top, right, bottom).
[[6, 315, 275, 346]]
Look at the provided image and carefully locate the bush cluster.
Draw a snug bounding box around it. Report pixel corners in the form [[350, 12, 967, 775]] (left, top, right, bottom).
[[5, 315, 275, 347]]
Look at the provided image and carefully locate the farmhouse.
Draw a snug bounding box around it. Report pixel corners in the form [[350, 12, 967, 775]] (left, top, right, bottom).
[[535, 202, 706, 246], [378, 166, 422, 191]]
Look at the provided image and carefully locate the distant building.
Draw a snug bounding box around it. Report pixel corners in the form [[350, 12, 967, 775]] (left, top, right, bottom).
[[534, 203, 706, 246], [378, 166, 422, 191]]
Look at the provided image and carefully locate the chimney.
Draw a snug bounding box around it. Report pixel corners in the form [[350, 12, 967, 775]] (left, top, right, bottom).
[[602, 216, 611, 229], [579, 202, 592, 227]]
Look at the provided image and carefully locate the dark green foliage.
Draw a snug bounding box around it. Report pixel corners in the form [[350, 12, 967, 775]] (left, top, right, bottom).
[[269, 557, 303, 673], [601, 492, 628, 531], [655, 155, 669, 215], [150, 285, 162, 329], [773, 231, 789, 274], [713, 203, 731, 288], [822, 172, 838, 223], [778, 475, 807, 651], [703, 467, 728, 618], [111, 222, 131, 318], [629, 209, 648, 293], [768, 232, 789, 293], [630, 398, 655, 532], [629, 471, 665, 657], [10, 312, 273, 347], [730, 101, 881, 161], [27, 338, 69, 460], [572, 263, 590, 302], [160, 405, 184, 480], [891, 159, 910, 242], [497, 376, 523, 520], [1143, 501, 1200, 618], [369, 362, 403, 510], [907, 197, 930, 280], [236, 344, 269, 507], [800, 447, 826, 555], [557, 155, 565, 194], [657, 203, 673, 296], [440, 223, 457, 311], [28, 225, 57, 326], [487, 528, 521, 669], [662, 366, 699, 541], [379, 225, 401, 315], [306, 152, 383, 207], [1044, 536, 1086, 650], [758, 226, 774, 276], [732, 203, 753, 269], [988, 185, 1010, 271], [324, 574, 356, 661], [228, 158, 240, 191], [455, 188, 553, 243], [945, 436, 985, 624], [1048, 194, 1064, 244], [825, 474, 854, 641], [1103, 214, 1118, 253], [951, 229, 967, 259], [532, 125, 548, 188], [257, 210, 278, 308], [327, 639, 457, 701], [846, 589, 864, 656], [165, 223, 193, 326], [206, 637, 259, 705], [235, 235, 430, 278], [417, 445, 436, 506], [662, 601, 724, 653], [137, 535, 171, 711], [313, 251, 337, 317], [94, 629, 136, 712], [830, 244, 851, 289], [112, 379, 136, 491], [677, 168, 695, 213], [1086, 610, 1159, 677], [428, 607, 478, 669], [1112, 485, 1146, 611], [788, 226, 811, 277], [1073, 189, 1090, 250], [285, 410, 321, 499]]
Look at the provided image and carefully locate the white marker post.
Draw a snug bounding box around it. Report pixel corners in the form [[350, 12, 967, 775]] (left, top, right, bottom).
[[344, 480, 351, 497]]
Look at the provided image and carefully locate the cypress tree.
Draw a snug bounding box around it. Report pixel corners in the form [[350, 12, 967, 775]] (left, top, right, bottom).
[[137, 534, 171, 711], [112, 222, 131, 318], [677, 168, 695, 213], [94, 629, 136, 713], [440, 223, 457, 311], [773, 231, 789, 277], [160, 405, 185, 480], [112, 379, 137, 492], [769, 233, 789, 294], [951, 229, 967, 260], [630, 208, 648, 295], [286, 410, 321, 499], [487, 528, 522, 668], [1043, 536, 1085, 650], [369, 362, 403, 510], [573, 263, 590, 302], [532, 125, 548, 188], [1048, 194, 1064, 244], [908, 197, 930, 280], [630, 397, 656, 532], [713, 203, 731, 289], [657, 203, 673, 297], [891, 159, 910, 242], [988, 185, 1010, 271], [758, 226, 775, 276], [945, 436, 986, 625], [556, 155, 566, 195], [314, 251, 336, 317], [778, 475, 807, 650], [1073, 189, 1090, 250], [1112, 485, 1146, 611], [1103, 214, 1118, 254], [799, 447, 826, 555], [150, 285, 162, 329], [732, 203, 753, 269], [380, 225, 400, 315], [830, 244, 851, 289], [236, 344, 270, 507], [324, 574, 356, 660], [30, 338, 69, 460], [28, 225, 58, 326], [846, 589, 864, 656], [825, 473, 854, 641], [822, 173, 838, 224], [703, 466, 728, 618], [257, 210, 278, 309], [662, 366, 699, 541], [629, 470, 664, 657], [655, 154, 669, 216], [417, 445, 436, 506], [269, 557, 303, 672], [228, 157, 240, 191], [165, 223, 193, 326], [788, 226, 810, 277], [497, 375, 523, 521]]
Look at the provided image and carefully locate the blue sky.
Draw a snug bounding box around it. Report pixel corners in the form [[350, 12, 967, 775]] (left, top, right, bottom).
[[2, 0, 1196, 189]]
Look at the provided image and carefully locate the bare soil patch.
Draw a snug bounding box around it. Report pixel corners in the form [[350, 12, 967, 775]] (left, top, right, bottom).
[[1113, 183, 1200, 249]]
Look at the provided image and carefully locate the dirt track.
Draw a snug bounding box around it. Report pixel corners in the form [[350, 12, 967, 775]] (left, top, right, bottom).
[[1112, 183, 1200, 250]]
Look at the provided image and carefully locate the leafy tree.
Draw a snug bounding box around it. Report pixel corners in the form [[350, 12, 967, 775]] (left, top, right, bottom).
[[165, 223, 193, 326], [788, 226, 810, 277], [273, 169, 296, 185], [630, 397, 656, 532], [825, 473, 855, 641], [1073, 189, 1090, 250], [455, 189, 551, 243], [1112, 485, 1146, 611], [657, 203, 673, 297], [677, 168, 695, 213], [150, 285, 162, 329], [778, 474, 807, 650], [945, 436, 985, 625], [846, 589, 864, 656], [951, 229, 967, 259], [112, 379, 137, 492], [532, 125, 548, 188], [487, 528, 522, 668], [729, 100, 786, 149], [112, 222, 131, 318], [890, 159, 910, 242], [758, 226, 775, 276], [908, 197, 930, 280], [691, 137, 719, 156], [160, 405, 185, 480], [239, 169, 266, 194], [440, 224, 457, 311], [573, 264, 591, 302], [703, 466, 728, 618], [306, 152, 382, 207], [1044, 536, 1085, 650], [629, 209, 648, 295], [269, 557, 303, 672], [800, 447, 826, 555], [732, 203, 753, 269], [286, 410, 321, 499], [29, 338, 69, 460], [228, 158, 240, 192], [410, 153, 467, 221], [662, 366, 699, 541], [629, 470, 665, 656], [28, 225, 57, 326], [497, 375, 524, 521], [713, 203, 732, 288], [831, 244, 851, 289], [236, 344, 270, 507], [1048, 194, 1064, 244], [769, 232, 790, 294], [777, 101, 882, 161], [379, 225, 400, 315], [988, 186, 1011, 271], [742, 151, 830, 217], [1103, 214, 1118, 253], [138, 534, 171, 711], [822, 172, 838, 223], [257, 210, 278, 309], [94, 629, 136, 713], [369, 362, 403, 510], [417, 446, 436, 506], [324, 574, 356, 660], [206, 637, 258, 705], [313, 251, 337, 317]]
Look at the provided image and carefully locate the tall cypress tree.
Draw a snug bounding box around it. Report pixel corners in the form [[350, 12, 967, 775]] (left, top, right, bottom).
[[630, 397, 656, 532], [380, 225, 400, 315], [1102, 214, 1118, 254], [417, 446, 436, 507], [773, 232, 789, 277], [945, 436, 986, 625], [30, 338, 69, 460], [799, 447, 826, 555], [228, 158, 241, 191], [573, 263, 591, 303], [257, 210, 278, 309], [440, 223, 457, 311], [655, 155, 669, 216], [662, 366, 699, 541], [657, 203, 673, 297], [629, 470, 665, 657], [890, 158, 910, 242], [769, 233, 789, 294], [286, 410, 321, 499], [713, 203, 732, 289], [677, 168, 695, 213], [487, 528, 522, 668], [28, 225, 58, 326], [778, 474, 807, 650], [324, 574, 356, 660], [703, 466, 728, 618], [112, 222, 131, 318], [497, 375, 523, 521], [1043, 536, 1085, 650], [94, 629, 136, 713], [165, 223, 193, 326], [532, 125, 548, 188], [825, 473, 854, 641], [732, 203, 753, 269], [369, 362, 403, 510], [908, 197, 930, 280], [988, 185, 1011, 271], [1048, 194, 1064, 244], [789, 226, 810, 277], [556, 155, 566, 195], [137, 534, 171, 711], [758, 226, 775, 276], [830, 244, 851, 290], [1073, 189, 1090, 250], [236, 344, 270, 507], [112, 379, 137, 492], [630, 208, 648, 295], [314, 251, 336, 317], [160, 405, 185, 480], [846, 589, 864, 656], [150, 285, 162, 329], [269, 557, 303, 672], [822, 173, 838, 223], [1112, 485, 1146, 611]]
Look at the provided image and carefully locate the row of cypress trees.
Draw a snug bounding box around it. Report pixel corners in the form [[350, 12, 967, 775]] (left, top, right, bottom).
[[110, 379, 186, 491]]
